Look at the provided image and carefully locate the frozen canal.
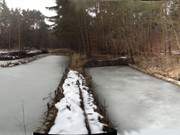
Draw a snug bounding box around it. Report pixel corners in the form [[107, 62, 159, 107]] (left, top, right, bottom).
[[0, 55, 68, 135], [88, 66, 180, 135]]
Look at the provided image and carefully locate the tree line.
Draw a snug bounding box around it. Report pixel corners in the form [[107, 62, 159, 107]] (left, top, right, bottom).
[[50, 0, 180, 58], [0, 0, 179, 58], [0, 0, 59, 50]]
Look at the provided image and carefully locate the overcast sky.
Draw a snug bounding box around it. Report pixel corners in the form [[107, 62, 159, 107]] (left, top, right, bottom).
[[6, 0, 56, 17]]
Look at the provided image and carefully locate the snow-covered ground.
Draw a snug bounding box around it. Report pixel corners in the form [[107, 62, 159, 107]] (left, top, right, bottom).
[[0, 54, 46, 67], [88, 66, 180, 135], [49, 70, 105, 134], [0, 55, 69, 135], [0, 49, 17, 54]]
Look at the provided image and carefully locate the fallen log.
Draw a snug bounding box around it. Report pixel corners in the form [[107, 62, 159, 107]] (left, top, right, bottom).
[[85, 57, 129, 67]]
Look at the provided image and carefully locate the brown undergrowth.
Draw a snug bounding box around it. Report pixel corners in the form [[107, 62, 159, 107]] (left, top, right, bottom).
[[134, 54, 180, 81]]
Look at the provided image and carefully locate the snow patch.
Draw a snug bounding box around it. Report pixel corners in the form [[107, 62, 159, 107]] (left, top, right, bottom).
[[0, 54, 46, 68], [82, 87, 105, 133], [27, 50, 42, 54], [49, 70, 105, 134]]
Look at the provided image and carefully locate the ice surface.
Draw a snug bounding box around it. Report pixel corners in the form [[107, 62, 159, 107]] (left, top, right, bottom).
[[88, 66, 180, 135], [0, 55, 69, 135]]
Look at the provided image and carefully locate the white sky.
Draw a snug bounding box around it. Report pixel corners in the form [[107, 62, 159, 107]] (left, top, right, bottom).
[[6, 0, 56, 17]]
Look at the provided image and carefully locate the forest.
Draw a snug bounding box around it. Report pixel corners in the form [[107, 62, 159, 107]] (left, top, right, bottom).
[[0, 0, 59, 50], [0, 0, 180, 135], [0, 0, 179, 79], [0, 0, 180, 56], [48, 0, 180, 80], [48, 0, 180, 57]]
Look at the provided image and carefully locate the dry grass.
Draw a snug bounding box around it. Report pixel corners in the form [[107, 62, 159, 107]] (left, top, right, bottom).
[[69, 53, 88, 72], [134, 54, 180, 80]]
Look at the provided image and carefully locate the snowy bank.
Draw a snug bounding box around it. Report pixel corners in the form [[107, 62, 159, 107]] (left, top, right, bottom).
[[0, 49, 47, 61], [0, 54, 47, 68], [49, 70, 107, 134]]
